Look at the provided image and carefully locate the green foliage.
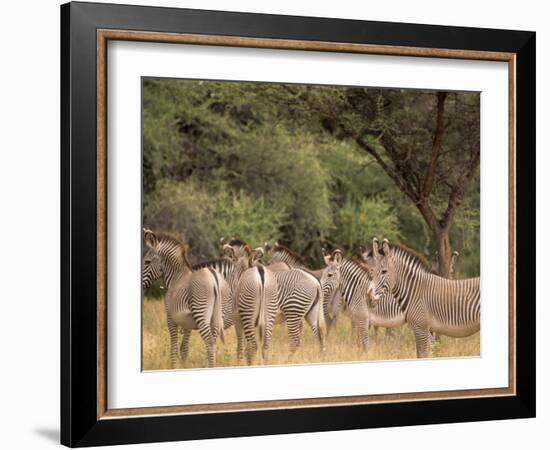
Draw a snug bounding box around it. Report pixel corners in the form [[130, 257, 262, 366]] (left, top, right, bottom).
[[208, 188, 287, 250], [142, 78, 480, 275], [144, 180, 286, 262], [332, 197, 401, 251]]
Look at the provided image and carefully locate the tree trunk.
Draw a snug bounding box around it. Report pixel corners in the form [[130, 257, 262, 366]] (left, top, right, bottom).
[[436, 229, 452, 278]]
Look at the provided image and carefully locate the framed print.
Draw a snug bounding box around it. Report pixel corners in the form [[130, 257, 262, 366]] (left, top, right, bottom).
[[60, 1, 536, 447]]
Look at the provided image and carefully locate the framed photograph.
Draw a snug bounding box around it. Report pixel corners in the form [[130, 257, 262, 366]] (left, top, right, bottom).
[[61, 1, 535, 447]]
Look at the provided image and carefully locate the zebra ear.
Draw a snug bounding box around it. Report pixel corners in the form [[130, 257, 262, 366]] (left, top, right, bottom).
[[249, 249, 262, 266], [332, 249, 343, 265], [323, 249, 331, 265], [372, 238, 380, 256], [381, 239, 390, 256], [144, 229, 158, 249], [223, 244, 235, 259], [219, 237, 226, 246]]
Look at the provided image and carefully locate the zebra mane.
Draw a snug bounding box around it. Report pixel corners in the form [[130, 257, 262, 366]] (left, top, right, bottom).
[[387, 242, 435, 273], [192, 257, 231, 271], [271, 245, 306, 265], [227, 238, 247, 247], [154, 232, 193, 270]]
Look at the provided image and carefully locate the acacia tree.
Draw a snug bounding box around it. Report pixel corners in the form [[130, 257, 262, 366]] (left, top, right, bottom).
[[355, 91, 480, 277], [289, 87, 480, 277]]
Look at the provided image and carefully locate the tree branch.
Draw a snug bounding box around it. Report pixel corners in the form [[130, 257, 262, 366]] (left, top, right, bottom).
[[417, 201, 442, 235], [421, 92, 447, 199], [355, 136, 419, 204], [441, 149, 480, 229]]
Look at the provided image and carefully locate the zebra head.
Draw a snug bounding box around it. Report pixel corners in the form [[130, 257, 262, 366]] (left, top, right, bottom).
[[320, 249, 343, 324], [223, 239, 254, 280], [222, 238, 250, 259], [142, 228, 162, 289], [361, 238, 392, 306], [251, 247, 265, 266]]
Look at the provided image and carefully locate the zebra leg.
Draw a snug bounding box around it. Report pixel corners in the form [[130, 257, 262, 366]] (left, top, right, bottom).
[[358, 323, 369, 353], [195, 323, 216, 368], [240, 312, 258, 365], [235, 320, 245, 361], [352, 310, 369, 352], [327, 315, 337, 338], [350, 321, 358, 340], [244, 330, 258, 366], [305, 303, 326, 353], [428, 330, 435, 346], [206, 337, 217, 368], [179, 329, 192, 363], [262, 316, 275, 364], [385, 328, 394, 338], [262, 284, 279, 364], [192, 311, 216, 368], [190, 290, 217, 367], [411, 325, 432, 358], [305, 319, 322, 352], [286, 317, 303, 359], [166, 316, 178, 369]]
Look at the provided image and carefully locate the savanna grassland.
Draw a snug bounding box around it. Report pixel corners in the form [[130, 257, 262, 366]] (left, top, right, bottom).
[[142, 298, 480, 371]]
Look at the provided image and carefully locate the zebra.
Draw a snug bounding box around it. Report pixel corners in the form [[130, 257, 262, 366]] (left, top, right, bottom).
[[335, 256, 381, 352], [142, 229, 229, 368], [362, 239, 480, 358], [234, 260, 279, 365], [266, 244, 342, 331], [319, 249, 343, 332], [177, 242, 252, 361], [271, 267, 327, 357]]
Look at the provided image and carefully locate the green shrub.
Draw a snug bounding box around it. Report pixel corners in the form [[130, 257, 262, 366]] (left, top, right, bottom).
[[143, 180, 286, 262], [332, 196, 401, 252]]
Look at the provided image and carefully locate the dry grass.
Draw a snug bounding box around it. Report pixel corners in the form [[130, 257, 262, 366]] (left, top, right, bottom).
[[142, 298, 480, 370]]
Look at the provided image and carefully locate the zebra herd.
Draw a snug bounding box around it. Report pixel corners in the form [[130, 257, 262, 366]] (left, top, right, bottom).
[[142, 229, 480, 367]]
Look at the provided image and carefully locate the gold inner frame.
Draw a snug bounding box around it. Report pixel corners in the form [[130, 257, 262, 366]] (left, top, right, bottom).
[[96, 29, 517, 420]]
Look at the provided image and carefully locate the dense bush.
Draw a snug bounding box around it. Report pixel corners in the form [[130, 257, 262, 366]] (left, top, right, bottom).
[[332, 197, 401, 251], [144, 180, 286, 262]]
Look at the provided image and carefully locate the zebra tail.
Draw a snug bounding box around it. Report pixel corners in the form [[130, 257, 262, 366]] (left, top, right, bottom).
[[257, 267, 266, 347], [211, 271, 225, 344], [316, 284, 327, 347]]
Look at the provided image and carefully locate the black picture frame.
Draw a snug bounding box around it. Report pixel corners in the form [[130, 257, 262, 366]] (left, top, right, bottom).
[[61, 1, 535, 447]]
